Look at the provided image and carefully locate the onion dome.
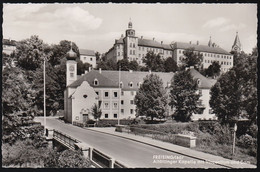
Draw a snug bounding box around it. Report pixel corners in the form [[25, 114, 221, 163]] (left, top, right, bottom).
[[128, 20, 132, 29], [66, 42, 77, 60]]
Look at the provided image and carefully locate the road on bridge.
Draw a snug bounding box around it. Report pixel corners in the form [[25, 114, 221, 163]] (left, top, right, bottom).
[[35, 117, 225, 168]]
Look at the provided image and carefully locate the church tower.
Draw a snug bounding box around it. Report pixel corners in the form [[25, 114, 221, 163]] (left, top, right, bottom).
[[125, 19, 135, 37], [231, 32, 242, 53], [124, 19, 138, 61], [66, 42, 77, 86]]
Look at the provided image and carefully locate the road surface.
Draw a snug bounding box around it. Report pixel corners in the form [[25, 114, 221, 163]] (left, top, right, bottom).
[[35, 117, 225, 168]]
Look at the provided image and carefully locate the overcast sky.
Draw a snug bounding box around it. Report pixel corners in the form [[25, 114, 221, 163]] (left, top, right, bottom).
[[3, 3, 257, 54]]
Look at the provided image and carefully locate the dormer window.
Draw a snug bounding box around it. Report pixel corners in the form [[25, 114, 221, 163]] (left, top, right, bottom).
[[120, 81, 123, 88], [94, 78, 99, 86], [129, 82, 133, 88], [83, 94, 88, 98], [197, 79, 201, 86]]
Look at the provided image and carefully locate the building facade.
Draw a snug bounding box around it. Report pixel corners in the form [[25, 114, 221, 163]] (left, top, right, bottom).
[[79, 49, 97, 68], [2, 39, 16, 55], [104, 21, 238, 73], [64, 48, 217, 123]]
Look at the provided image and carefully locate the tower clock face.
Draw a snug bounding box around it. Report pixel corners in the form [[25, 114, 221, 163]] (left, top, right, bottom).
[[234, 46, 238, 50], [69, 65, 75, 71]]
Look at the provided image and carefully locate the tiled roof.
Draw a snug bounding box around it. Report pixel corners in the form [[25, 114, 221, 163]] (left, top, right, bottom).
[[3, 39, 17, 46], [115, 37, 124, 44], [138, 38, 163, 48], [79, 49, 95, 56], [173, 42, 231, 55], [100, 70, 174, 91], [68, 69, 215, 90], [68, 71, 118, 88], [189, 68, 217, 89]]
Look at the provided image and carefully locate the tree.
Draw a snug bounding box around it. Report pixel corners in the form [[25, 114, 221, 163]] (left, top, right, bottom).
[[143, 51, 165, 72], [16, 35, 52, 71], [129, 60, 139, 71], [117, 59, 130, 71], [164, 57, 178, 72], [210, 53, 257, 124], [134, 74, 168, 121], [76, 59, 92, 75], [181, 48, 203, 70], [95, 51, 101, 62], [96, 59, 117, 70], [91, 103, 102, 125], [204, 61, 221, 77], [169, 70, 200, 122]]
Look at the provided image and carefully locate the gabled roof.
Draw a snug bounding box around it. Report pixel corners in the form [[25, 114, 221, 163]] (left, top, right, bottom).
[[98, 70, 174, 91], [232, 32, 242, 47], [3, 39, 17, 46], [115, 37, 124, 44], [138, 38, 163, 48], [68, 70, 118, 88], [173, 42, 231, 55], [79, 49, 95, 56], [189, 68, 217, 89]]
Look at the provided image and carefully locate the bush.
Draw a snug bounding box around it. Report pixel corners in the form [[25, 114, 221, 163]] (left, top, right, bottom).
[[97, 119, 133, 127], [57, 149, 91, 168]]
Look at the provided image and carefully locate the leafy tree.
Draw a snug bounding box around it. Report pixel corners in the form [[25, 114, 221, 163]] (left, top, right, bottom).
[[95, 51, 101, 62], [210, 53, 257, 124], [143, 51, 165, 72], [117, 59, 130, 71], [181, 48, 203, 70], [91, 104, 102, 125], [164, 57, 178, 72], [169, 70, 200, 122], [96, 59, 117, 70], [76, 58, 92, 75], [204, 61, 221, 77], [16, 35, 52, 71], [135, 74, 168, 121], [129, 60, 139, 71]]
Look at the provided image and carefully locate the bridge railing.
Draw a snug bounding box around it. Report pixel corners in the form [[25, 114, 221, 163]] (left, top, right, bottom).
[[53, 129, 80, 149]]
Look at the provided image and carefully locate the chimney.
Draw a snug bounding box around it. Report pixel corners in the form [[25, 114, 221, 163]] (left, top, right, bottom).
[[149, 69, 152, 74], [197, 41, 199, 45], [129, 70, 133, 73], [185, 67, 189, 71], [189, 41, 192, 44], [141, 36, 143, 39], [89, 66, 92, 72], [153, 38, 155, 41], [99, 68, 102, 74], [161, 41, 163, 44]]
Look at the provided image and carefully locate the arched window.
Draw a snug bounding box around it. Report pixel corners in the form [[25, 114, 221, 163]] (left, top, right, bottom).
[[94, 78, 99, 86]]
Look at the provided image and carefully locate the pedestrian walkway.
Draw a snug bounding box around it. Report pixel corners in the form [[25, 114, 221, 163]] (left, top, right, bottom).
[[85, 127, 256, 169]]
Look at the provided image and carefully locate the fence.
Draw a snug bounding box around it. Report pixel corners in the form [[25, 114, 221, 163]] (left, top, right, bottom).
[[73, 121, 84, 128], [53, 129, 80, 150]]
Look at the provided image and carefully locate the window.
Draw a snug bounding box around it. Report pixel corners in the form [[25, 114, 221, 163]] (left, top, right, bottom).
[[129, 82, 133, 88], [96, 91, 99, 95], [121, 91, 124, 96], [121, 100, 124, 105], [105, 114, 108, 118], [94, 79, 99, 86], [90, 58, 93, 61], [139, 47, 141, 50], [139, 54, 141, 57], [120, 82, 123, 88], [130, 43, 132, 47], [83, 94, 88, 98], [133, 43, 135, 48], [121, 109, 124, 114], [199, 89, 202, 95], [104, 102, 109, 109], [130, 109, 134, 114], [113, 102, 118, 109], [70, 73, 74, 77], [114, 114, 117, 118], [133, 50, 135, 55], [114, 92, 118, 98], [142, 47, 144, 51], [118, 52, 120, 56], [130, 50, 132, 55], [130, 100, 134, 104], [131, 91, 134, 96], [105, 92, 109, 97], [84, 57, 86, 60]]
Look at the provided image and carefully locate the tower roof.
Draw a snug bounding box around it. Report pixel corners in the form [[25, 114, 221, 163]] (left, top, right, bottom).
[[67, 42, 77, 60], [128, 18, 132, 29], [233, 32, 242, 47]]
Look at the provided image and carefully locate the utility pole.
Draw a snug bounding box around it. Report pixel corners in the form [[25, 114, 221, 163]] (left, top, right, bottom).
[[43, 57, 46, 135], [118, 65, 121, 125]]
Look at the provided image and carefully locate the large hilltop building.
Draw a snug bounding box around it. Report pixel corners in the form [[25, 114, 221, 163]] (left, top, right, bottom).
[[64, 44, 217, 123], [104, 21, 239, 73]]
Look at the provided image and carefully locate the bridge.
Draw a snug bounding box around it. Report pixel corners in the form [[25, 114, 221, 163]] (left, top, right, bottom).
[[35, 117, 256, 168]]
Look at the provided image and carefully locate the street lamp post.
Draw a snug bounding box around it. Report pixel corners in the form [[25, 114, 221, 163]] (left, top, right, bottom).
[[232, 122, 237, 155], [118, 65, 121, 125], [43, 57, 46, 136]]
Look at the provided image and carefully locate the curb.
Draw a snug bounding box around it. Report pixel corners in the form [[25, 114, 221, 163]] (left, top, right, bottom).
[[84, 127, 256, 169]]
